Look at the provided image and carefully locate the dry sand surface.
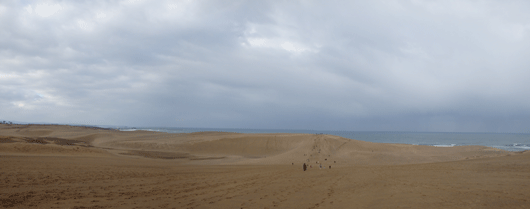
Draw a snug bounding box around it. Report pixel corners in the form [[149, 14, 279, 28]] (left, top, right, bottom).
[[1, 124, 529, 208]]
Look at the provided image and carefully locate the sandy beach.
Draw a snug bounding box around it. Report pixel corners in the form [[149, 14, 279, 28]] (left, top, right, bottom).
[[1, 124, 529, 208]]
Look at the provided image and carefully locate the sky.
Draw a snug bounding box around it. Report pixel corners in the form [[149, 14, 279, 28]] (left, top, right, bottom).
[[1, 0, 530, 133]]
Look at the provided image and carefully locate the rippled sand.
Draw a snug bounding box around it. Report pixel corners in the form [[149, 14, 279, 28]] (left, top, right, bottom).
[[1, 124, 529, 208]]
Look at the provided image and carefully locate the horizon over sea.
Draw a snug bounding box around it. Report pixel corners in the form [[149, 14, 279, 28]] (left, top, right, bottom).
[[116, 126, 530, 152]]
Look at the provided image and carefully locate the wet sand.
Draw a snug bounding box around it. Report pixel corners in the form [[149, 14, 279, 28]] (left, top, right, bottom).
[[1, 124, 529, 208]]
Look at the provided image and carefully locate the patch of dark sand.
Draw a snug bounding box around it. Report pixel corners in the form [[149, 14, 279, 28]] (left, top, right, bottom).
[[119, 150, 226, 160], [23, 138, 49, 144], [40, 137, 92, 147], [189, 156, 226, 160], [0, 137, 17, 143], [0, 136, 93, 147]]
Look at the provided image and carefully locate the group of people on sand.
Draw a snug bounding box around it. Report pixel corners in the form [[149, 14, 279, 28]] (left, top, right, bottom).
[[301, 162, 332, 171], [298, 149, 335, 171]]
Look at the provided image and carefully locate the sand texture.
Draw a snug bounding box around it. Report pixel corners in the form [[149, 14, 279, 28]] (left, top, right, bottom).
[[1, 124, 529, 208]]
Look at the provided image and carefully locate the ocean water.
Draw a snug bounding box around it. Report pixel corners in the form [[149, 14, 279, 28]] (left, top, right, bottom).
[[119, 127, 530, 152]]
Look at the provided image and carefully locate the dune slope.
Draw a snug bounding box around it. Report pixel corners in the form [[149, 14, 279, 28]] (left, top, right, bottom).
[[1, 124, 528, 209]]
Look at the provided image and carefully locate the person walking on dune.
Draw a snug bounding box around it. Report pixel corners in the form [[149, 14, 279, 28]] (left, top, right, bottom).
[[303, 163, 307, 171]]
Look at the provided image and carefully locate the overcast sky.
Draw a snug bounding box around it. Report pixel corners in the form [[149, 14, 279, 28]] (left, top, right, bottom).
[[1, 0, 530, 132]]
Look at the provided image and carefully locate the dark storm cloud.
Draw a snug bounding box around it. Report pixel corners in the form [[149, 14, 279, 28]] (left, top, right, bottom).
[[1, 0, 530, 132]]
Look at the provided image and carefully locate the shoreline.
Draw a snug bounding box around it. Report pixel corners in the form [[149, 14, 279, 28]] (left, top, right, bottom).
[[118, 127, 528, 152], [2, 123, 528, 151]]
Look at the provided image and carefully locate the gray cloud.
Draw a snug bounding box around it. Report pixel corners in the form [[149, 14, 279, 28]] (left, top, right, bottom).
[[1, 0, 530, 132]]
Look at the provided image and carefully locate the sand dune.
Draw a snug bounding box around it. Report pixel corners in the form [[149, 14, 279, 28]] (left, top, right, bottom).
[[1, 124, 528, 208]]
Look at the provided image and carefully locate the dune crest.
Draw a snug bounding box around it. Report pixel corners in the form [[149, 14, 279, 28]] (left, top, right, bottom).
[[0, 124, 510, 165]]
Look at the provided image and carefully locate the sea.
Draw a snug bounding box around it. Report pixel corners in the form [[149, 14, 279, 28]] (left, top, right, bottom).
[[117, 127, 530, 152]]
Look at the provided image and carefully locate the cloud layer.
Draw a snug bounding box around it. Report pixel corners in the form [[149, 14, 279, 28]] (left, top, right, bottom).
[[1, 0, 530, 132]]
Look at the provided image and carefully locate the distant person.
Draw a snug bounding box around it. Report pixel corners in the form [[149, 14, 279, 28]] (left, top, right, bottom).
[[319, 164, 322, 169], [329, 166, 331, 169], [303, 163, 307, 171]]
